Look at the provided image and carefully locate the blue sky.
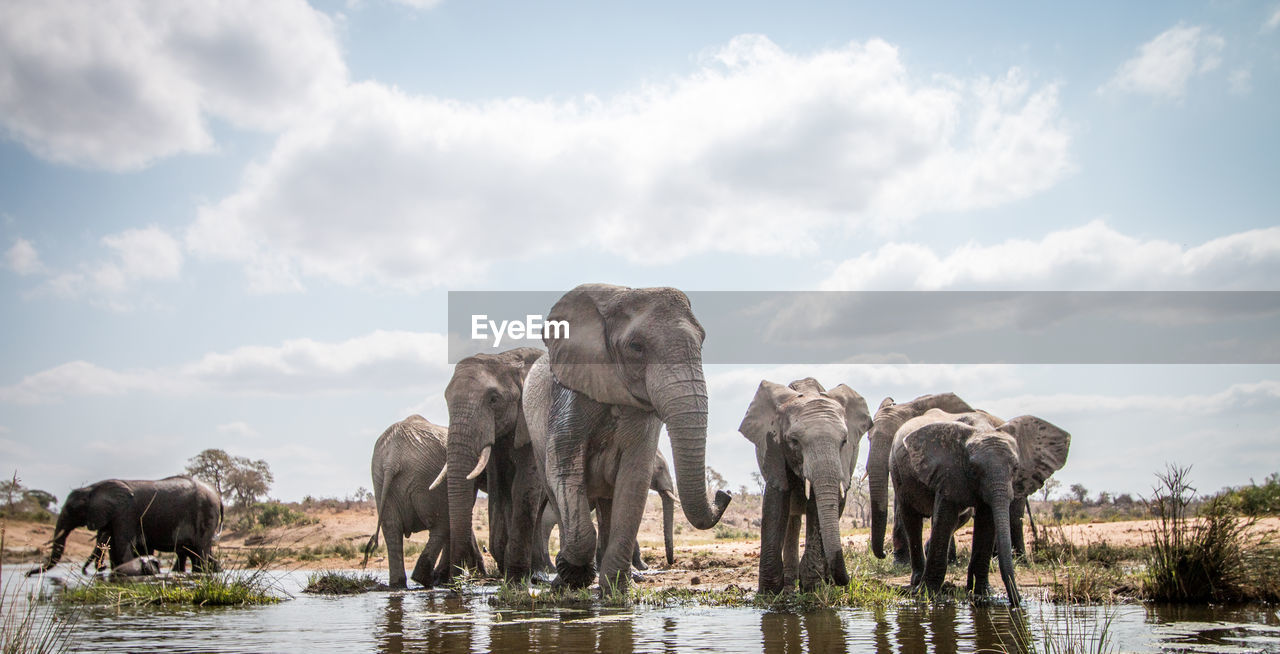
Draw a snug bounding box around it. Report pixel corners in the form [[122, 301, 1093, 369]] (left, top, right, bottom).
[[2, 1, 1277, 503]]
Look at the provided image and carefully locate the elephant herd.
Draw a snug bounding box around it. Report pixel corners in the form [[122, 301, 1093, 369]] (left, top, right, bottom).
[[368, 283, 1072, 603], [28, 283, 1071, 607]]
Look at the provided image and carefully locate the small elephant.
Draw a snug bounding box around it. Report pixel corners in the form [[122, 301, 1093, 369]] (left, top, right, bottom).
[[441, 347, 549, 583], [111, 555, 162, 577], [890, 412, 1070, 603], [366, 414, 473, 589], [866, 393, 979, 561], [30, 475, 221, 576], [739, 378, 872, 593], [526, 284, 731, 594], [538, 451, 679, 573]]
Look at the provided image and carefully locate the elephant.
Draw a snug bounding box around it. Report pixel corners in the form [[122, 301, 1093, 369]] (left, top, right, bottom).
[[81, 532, 159, 574], [739, 378, 872, 593], [538, 451, 679, 573], [365, 414, 476, 589], [29, 475, 221, 576], [440, 347, 549, 582], [890, 411, 1070, 603], [525, 284, 732, 594], [866, 393, 979, 562]]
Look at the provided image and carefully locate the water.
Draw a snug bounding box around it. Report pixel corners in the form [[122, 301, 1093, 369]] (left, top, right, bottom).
[[6, 568, 1280, 653]]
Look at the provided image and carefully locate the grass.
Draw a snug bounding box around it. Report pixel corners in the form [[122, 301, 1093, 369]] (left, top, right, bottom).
[[1142, 464, 1280, 603], [994, 603, 1119, 654], [59, 574, 281, 608], [2, 525, 76, 654], [304, 570, 388, 595]]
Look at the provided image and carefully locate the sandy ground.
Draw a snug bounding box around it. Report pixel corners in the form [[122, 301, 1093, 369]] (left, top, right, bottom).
[[6, 503, 1276, 594]]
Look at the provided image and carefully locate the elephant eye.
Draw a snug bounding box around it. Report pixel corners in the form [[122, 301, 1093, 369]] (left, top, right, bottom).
[[488, 391, 500, 405], [628, 340, 644, 354]]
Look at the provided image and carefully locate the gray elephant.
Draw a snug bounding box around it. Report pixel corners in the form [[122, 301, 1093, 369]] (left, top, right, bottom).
[[538, 451, 679, 572], [365, 414, 474, 589], [890, 410, 1070, 602], [441, 347, 548, 582], [525, 284, 732, 593], [739, 378, 871, 593], [866, 393, 979, 560], [29, 475, 221, 576]]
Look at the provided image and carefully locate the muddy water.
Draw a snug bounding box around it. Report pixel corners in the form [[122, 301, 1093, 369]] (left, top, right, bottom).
[[7, 568, 1280, 653]]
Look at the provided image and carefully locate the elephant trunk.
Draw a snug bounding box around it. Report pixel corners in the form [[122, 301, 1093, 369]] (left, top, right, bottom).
[[661, 492, 675, 565], [868, 425, 893, 559], [446, 406, 492, 575], [990, 487, 1022, 607], [810, 457, 849, 586], [650, 362, 730, 530], [30, 522, 73, 575]]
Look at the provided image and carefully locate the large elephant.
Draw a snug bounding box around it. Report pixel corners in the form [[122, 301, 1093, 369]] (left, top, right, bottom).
[[866, 393, 978, 560], [525, 284, 732, 593], [29, 475, 221, 575], [890, 412, 1070, 603], [739, 378, 871, 593], [538, 451, 679, 572], [366, 414, 475, 589], [442, 347, 548, 582]]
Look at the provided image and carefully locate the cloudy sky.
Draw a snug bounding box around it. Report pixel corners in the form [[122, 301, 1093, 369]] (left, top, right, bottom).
[[2, 1, 1277, 505]]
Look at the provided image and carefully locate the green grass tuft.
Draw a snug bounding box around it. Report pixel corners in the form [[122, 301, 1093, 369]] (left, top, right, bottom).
[[303, 571, 387, 595]]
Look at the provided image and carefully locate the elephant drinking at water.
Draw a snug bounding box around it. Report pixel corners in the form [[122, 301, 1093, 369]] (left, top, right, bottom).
[[739, 378, 871, 593], [30, 475, 221, 575]]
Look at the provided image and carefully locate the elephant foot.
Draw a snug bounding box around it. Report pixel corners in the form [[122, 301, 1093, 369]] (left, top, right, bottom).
[[531, 569, 556, 586], [389, 579, 408, 590], [893, 549, 911, 566], [503, 566, 531, 584], [633, 558, 649, 571], [411, 570, 434, 589], [631, 571, 644, 585], [553, 554, 595, 590]]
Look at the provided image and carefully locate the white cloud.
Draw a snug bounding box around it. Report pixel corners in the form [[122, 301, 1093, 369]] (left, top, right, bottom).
[[0, 0, 346, 170], [216, 421, 259, 438], [0, 330, 451, 404], [1266, 6, 1280, 32], [4, 238, 43, 275], [187, 35, 1070, 292], [820, 221, 1280, 291], [30, 226, 183, 306], [979, 380, 1280, 418], [1104, 24, 1225, 100]]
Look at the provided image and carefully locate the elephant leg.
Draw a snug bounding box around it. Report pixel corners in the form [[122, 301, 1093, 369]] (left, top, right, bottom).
[[174, 548, 189, 574], [537, 500, 558, 571], [782, 512, 802, 590], [892, 521, 911, 566], [595, 498, 612, 573], [383, 518, 408, 589], [631, 542, 648, 571], [967, 504, 995, 595], [900, 503, 926, 590], [489, 482, 510, 577], [923, 498, 962, 594], [1009, 501, 1027, 559], [413, 529, 446, 588], [598, 431, 659, 595], [500, 452, 542, 582], [757, 484, 791, 594], [532, 500, 553, 574]]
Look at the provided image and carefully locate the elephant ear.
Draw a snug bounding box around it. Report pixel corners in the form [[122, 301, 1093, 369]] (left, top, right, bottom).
[[826, 384, 871, 487], [738, 380, 799, 491], [902, 421, 977, 504], [999, 415, 1071, 497], [86, 480, 134, 531], [545, 284, 645, 408]]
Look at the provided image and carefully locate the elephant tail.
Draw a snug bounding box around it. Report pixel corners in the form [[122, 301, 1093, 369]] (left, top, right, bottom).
[[361, 469, 394, 568]]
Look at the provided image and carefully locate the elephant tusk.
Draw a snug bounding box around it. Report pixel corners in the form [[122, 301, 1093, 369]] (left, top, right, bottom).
[[662, 490, 679, 504], [804, 480, 812, 500], [466, 446, 491, 480], [429, 464, 448, 490]]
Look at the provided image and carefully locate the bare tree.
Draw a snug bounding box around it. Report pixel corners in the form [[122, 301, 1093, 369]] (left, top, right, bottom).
[[705, 466, 728, 492]]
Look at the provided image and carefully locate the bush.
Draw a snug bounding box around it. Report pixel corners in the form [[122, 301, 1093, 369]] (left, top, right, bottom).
[[1215, 472, 1280, 516], [256, 502, 313, 528], [712, 524, 753, 540]]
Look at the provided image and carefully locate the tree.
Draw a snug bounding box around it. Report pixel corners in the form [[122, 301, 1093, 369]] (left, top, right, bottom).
[[23, 489, 56, 512], [705, 466, 728, 492], [750, 472, 766, 495], [187, 449, 273, 508], [1038, 477, 1061, 503], [186, 449, 236, 499], [1069, 483, 1089, 504], [226, 458, 273, 508]]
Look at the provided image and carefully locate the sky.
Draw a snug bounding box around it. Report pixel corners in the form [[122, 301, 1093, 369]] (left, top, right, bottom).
[[1, 1, 1278, 506]]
